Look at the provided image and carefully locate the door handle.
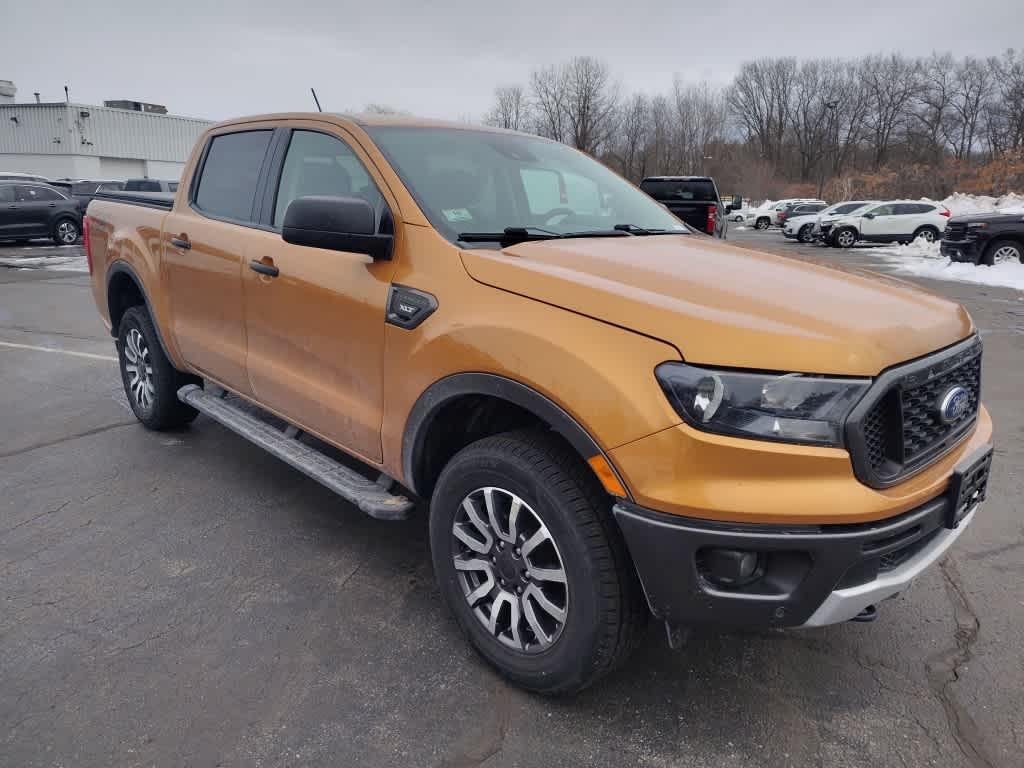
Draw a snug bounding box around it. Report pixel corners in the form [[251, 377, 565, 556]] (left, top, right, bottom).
[[249, 259, 279, 278], [170, 235, 191, 250], [48, 203, 56, 207]]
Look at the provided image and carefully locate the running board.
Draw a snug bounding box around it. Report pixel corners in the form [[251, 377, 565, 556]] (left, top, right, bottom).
[[177, 384, 414, 521]]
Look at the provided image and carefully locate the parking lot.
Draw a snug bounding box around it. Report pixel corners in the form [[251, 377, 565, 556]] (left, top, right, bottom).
[[1, 236, 1022, 767]]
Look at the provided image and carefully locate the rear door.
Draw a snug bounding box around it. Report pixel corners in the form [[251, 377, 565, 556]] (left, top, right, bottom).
[[163, 127, 276, 396], [13, 185, 62, 236], [241, 123, 397, 462]]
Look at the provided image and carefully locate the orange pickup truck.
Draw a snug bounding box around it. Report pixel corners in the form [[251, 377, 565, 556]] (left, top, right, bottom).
[[85, 113, 993, 694]]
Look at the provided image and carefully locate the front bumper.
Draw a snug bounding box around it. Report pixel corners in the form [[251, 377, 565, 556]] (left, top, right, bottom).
[[941, 239, 982, 263], [613, 480, 984, 629]]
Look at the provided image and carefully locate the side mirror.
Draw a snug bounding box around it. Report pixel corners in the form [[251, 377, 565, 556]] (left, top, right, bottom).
[[282, 196, 393, 260], [863, 212, 875, 220]]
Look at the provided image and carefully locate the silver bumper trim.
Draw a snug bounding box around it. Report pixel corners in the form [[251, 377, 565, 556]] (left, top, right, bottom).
[[801, 504, 979, 627]]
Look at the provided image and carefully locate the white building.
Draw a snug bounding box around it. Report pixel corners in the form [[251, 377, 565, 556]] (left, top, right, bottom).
[[0, 80, 213, 181]]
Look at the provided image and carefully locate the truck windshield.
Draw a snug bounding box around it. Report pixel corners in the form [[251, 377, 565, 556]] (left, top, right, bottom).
[[366, 126, 688, 241], [639, 179, 717, 202]]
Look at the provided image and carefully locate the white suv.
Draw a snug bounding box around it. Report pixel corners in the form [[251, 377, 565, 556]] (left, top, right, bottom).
[[827, 201, 951, 248], [783, 201, 878, 243]]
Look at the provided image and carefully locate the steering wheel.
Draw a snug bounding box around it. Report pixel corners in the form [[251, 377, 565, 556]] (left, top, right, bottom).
[[540, 207, 576, 226]]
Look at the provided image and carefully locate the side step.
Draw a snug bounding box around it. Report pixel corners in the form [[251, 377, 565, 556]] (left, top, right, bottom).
[[178, 384, 414, 521]]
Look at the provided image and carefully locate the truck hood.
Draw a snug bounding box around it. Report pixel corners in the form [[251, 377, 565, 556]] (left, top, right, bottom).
[[460, 235, 973, 376]]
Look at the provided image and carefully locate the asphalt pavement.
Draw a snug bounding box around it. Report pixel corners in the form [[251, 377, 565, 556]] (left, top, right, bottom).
[[1, 234, 1022, 767]]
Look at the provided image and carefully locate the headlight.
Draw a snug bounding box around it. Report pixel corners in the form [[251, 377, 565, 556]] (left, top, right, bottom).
[[655, 363, 870, 447]]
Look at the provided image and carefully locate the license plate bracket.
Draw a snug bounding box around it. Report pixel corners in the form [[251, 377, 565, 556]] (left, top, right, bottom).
[[946, 445, 992, 529]]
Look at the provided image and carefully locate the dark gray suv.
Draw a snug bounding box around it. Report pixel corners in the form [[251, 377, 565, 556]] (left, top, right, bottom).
[[0, 181, 83, 245]]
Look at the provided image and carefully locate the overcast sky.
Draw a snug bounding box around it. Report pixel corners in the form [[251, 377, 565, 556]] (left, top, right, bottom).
[[4, 0, 1019, 122]]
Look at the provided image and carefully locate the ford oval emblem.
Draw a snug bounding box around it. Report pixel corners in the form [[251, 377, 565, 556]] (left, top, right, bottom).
[[938, 386, 970, 424]]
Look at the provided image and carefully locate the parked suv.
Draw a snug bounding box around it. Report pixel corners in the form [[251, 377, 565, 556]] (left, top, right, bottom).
[[85, 113, 992, 694], [941, 213, 1024, 265], [0, 181, 82, 244], [778, 201, 827, 228], [829, 201, 951, 248], [782, 201, 877, 243], [639, 175, 727, 237]]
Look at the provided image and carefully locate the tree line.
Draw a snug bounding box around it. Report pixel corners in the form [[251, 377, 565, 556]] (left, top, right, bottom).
[[483, 51, 1024, 201]]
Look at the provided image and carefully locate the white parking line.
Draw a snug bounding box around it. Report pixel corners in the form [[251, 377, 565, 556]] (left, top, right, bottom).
[[0, 340, 117, 362]]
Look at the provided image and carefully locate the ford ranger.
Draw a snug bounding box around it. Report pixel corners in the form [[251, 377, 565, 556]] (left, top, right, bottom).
[[85, 113, 993, 694]]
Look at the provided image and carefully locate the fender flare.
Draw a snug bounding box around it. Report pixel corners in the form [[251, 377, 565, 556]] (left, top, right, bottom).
[[401, 372, 630, 499], [106, 261, 174, 359]]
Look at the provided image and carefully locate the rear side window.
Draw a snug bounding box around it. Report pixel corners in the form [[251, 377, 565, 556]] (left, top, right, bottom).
[[15, 185, 63, 201], [640, 179, 717, 202], [71, 182, 99, 194], [0, 185, 14, 203], [195, 130, 273, 222]]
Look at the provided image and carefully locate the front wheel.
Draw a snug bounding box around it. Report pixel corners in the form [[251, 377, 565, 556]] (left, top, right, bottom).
[[117, 306, 199, 430], [754, 217, 770, 230], [797, 224, 815, 243], [429, 430, 645, 694], [52, 217, 80, 245], [982, 239, 1024, 266], [834, 227, 857, 248]]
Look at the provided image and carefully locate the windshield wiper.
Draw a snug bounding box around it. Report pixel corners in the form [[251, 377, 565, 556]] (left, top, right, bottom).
[[612, 224, 688, 235], [457, 227, 629, 246]]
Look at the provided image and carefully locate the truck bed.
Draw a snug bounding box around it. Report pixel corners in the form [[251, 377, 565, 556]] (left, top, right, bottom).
[[92, 190, 175, 211]]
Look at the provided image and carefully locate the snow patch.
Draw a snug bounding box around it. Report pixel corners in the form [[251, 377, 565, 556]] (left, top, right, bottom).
[[928, 192, 1024, 217], [872, 239, 1024, 292]]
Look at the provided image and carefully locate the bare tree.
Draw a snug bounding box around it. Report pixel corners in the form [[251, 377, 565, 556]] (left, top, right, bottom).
[[910, 53, 956, 164], [860, 54, 922, 167], [484, 85, 531, 131], [530, 64, 569, 143], [563, 57, 620, 155], [613, 93, 651, 181], [986, 50, 1024, 154], [727, 58, 796, 166], [674, 79, 727, 173], [943, 57, 992, 160]]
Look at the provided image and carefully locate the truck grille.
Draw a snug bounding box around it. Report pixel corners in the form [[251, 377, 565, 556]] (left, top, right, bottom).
[[849, 337, 982, 488], [944, 222, 967, 240]]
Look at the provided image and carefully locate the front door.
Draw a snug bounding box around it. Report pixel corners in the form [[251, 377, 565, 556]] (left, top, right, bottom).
[[13, 185, 60, 237], [242, 126, 396, 463], [859, 203, 898, 241], [163, 127, 276, 396]]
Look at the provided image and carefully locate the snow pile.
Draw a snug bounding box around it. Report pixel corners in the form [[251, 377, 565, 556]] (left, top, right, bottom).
[[929, 192, 1024, 217], [872, 239, 1024, 292]]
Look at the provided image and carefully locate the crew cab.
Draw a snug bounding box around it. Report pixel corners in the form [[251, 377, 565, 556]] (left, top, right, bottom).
[[639, 175, 727, 237], [85, 113, 993, 694], [941, 212, 1024, 265], [828, 200, 951, 248]]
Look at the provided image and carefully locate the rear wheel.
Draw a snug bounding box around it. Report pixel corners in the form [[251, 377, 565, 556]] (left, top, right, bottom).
[[754, 217, 770, 230], [834, 227, 857, 248], [797, 224, 815, 243], [117, 306, 199, 430], [52, 217, 79, 245], [982, 239, 1023, 266], [913, 226, 939, 243], [429, 430, 645, 694]]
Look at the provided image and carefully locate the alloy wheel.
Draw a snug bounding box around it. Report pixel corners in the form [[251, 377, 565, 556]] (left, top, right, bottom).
[[837, 230, 855, 248], [57, 220, 78, 244], [991, 245, 1020, 264], [451, 487, 569, 653], [917, 229, 936, 242], [124, 328, 155, 410]]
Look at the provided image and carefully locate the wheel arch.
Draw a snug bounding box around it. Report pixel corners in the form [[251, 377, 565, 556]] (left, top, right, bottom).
[[402, 373, 630, 501], [106, 261, 174, 360]]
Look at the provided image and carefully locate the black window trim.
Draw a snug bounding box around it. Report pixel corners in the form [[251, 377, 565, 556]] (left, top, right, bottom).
[[257, 126, 393, 234], [188, 127, 280, 232]]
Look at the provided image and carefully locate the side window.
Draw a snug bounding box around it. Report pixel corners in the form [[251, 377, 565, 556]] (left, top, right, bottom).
[[194, 130, 273, 222], [520, 168, 562, 214], [14, 185, 45, 202], [0, 186, 14, 203], [34, 187, 64, 201], [273, 130, 385, 228], [870, 204, 895, 216]]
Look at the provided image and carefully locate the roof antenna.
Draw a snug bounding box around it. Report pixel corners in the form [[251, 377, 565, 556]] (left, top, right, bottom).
[[310, 88, 322, 113]]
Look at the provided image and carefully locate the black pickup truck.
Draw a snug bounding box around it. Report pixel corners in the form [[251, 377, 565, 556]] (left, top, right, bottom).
[[941, 212, 1024, 265], [639, 175, 728, 238]]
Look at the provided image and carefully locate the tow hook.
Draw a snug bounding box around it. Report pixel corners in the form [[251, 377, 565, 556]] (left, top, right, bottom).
[[850, 604, 878, 623]]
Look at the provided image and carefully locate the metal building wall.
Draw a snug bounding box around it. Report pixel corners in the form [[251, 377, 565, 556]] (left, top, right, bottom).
[[0, 103, 212, 162]]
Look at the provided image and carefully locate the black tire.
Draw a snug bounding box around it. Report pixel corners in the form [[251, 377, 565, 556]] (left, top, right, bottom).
[[981, 238, 1023, 266], [913, 226, 939, 243], [51, 217, 80, 245], [797, 224, 814, 243], [754, 217, 770, 230], [116, 306, 199, 430], [429, 429, 646, 695], [834, 227, 858, 248]]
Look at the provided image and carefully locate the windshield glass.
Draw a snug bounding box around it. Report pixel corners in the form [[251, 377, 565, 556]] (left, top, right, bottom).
[[366, 126, 688, 240]]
